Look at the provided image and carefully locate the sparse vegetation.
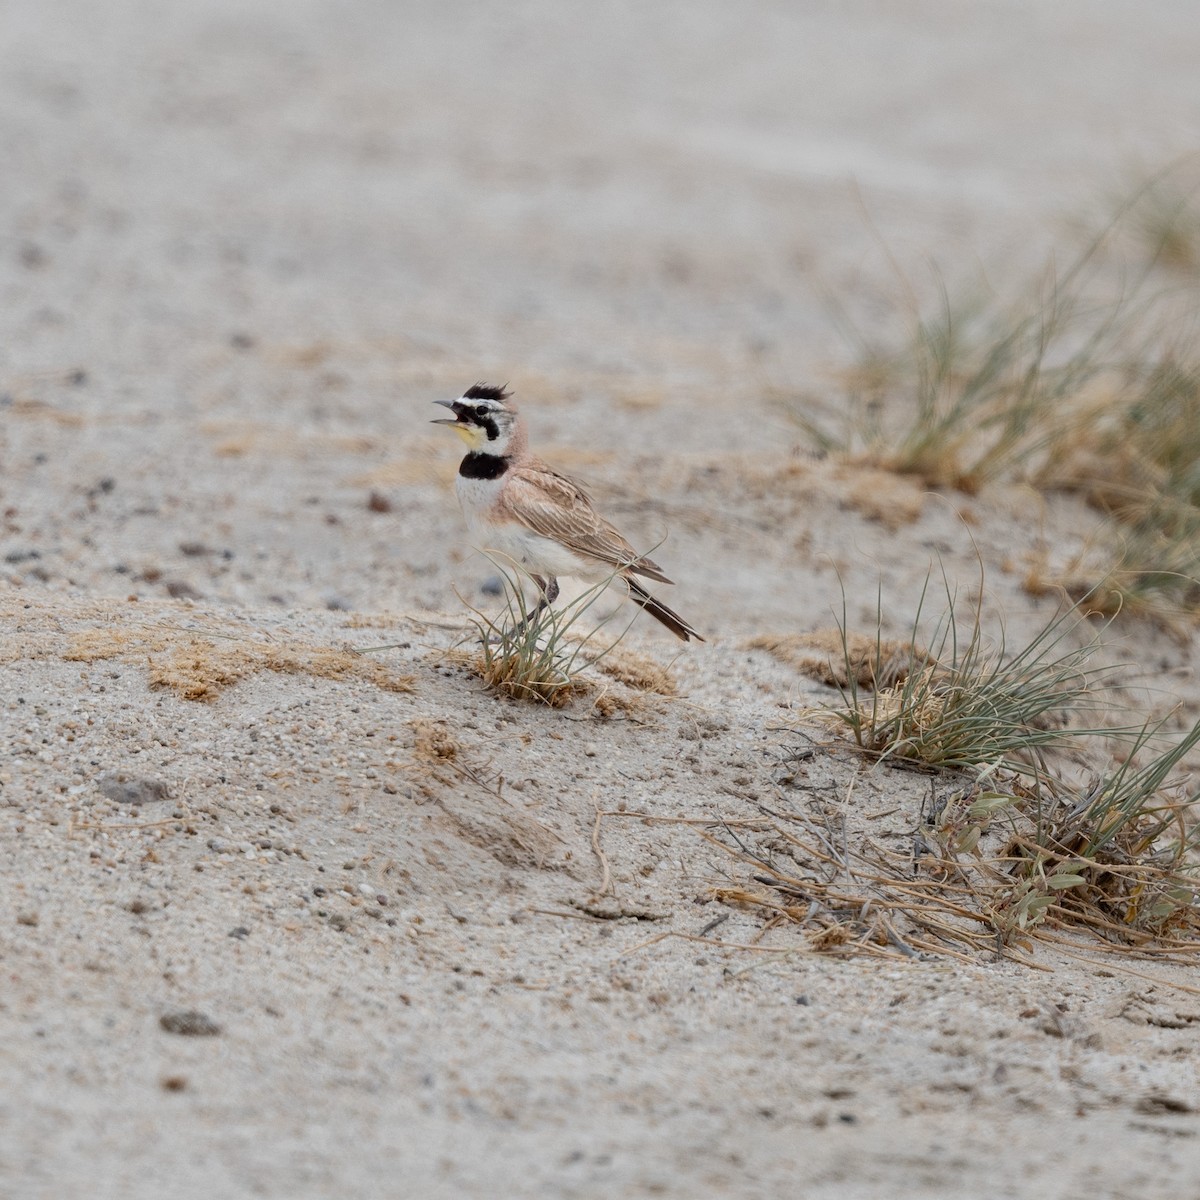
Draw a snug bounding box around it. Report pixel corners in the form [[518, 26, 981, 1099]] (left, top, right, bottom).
[[467, 561, 631, 706], [788, 235, 1132, 493], [746, 627, 923, 690], [726, 575, 1200, 959], [1118, 166, 1200, 272], [65, 625, 416, 700], [1036, 353, 1200, 614], [812, 573, 1130, 775], [787, 170, 1200, 621]]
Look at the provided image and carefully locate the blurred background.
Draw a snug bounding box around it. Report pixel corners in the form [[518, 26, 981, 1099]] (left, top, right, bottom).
[[3, 0, 1199, 628]]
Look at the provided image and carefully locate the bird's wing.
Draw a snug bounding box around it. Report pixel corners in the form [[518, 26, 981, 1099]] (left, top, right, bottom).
[[504, 460, 672, 583]]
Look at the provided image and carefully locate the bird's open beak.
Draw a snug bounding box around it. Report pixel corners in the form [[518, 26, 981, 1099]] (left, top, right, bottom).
[[431, 398, 462, 426]]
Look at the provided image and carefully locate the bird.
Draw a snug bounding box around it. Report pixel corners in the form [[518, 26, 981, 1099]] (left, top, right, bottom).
[[432, 383, 703, 642]]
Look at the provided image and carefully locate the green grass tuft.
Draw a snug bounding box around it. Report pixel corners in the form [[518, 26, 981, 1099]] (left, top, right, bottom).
[[788, 171, 1200, 621], [793, 570, 1200, 949], [467, 561, 631, 706], [818, 570, 1128, 775]]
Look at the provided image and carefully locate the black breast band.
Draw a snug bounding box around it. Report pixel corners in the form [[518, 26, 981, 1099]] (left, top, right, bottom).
[[459, 452, 510, 481]]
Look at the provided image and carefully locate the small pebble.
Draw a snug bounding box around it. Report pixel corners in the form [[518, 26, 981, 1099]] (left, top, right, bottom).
[[159, 1010, 221, 1037]]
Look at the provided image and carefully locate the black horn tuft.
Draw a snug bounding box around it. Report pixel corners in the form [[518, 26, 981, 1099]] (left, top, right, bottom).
[[463, 382, 511, 402]]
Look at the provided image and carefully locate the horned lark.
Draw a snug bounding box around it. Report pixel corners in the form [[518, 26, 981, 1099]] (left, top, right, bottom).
[[433, 383, 703, 642]]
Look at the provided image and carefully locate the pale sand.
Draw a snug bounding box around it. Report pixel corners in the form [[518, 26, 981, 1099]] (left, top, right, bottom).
[[3, 3, 1200, 1196]]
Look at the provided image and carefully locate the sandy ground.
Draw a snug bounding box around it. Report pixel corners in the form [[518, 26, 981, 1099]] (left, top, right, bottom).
[[4, 2, 1200, 1197]]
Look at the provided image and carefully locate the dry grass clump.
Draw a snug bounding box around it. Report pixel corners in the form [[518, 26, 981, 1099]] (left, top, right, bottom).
[[65, 626, 415, 700], [409, 718, 463, 762], [708, 754, 1200, 963], [64, 627, 165, 664], [833, 465, 927, 530], [1117, 167, 1200, 272], [993, 774, 1199, 940], [1024, 547, 1197, 633], [588, 642, 676, 695], [467, 562, 635, 707], [480, 647, 592, 708], [786, 173, 1200, 620], [738, 577, 1200, 962], [149, 643, 248, 700], [786, 243, 1124, 494], [810, 576, 1121, 775], [747, 628, 926, 690], [1032, 357, 1200, 615]]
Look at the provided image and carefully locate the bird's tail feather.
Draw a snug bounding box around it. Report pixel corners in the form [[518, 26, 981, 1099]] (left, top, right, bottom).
[[626, 578, 704, 643]]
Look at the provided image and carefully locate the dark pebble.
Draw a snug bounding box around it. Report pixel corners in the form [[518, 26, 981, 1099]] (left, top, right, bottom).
[[160, 1010, 221, 1037]]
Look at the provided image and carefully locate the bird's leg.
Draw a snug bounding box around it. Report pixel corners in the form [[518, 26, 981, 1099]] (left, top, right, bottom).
[[508, 574, 559, 641], [526, 574, 559, 620]]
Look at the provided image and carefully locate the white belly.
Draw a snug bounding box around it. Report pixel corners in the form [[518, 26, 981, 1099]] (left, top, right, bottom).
[[456, 474, 601, 581]]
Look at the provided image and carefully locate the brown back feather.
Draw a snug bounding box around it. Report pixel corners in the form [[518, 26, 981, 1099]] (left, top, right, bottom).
[[505, 459, 672, 583]]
